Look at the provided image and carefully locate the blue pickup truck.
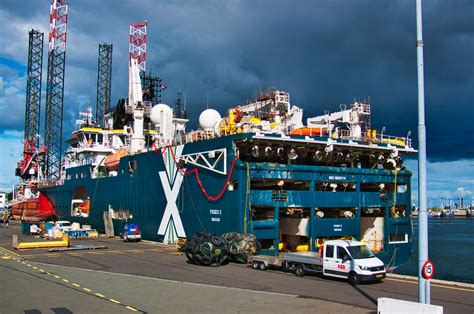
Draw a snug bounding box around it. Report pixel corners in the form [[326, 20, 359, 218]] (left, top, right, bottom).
[[121, 224, 141, 242]]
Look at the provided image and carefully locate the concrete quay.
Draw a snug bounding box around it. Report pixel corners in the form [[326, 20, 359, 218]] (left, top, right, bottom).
[[1, 221, 473, 313]]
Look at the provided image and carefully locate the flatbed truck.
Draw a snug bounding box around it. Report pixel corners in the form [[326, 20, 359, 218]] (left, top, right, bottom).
[[249, 239, 386, 285]]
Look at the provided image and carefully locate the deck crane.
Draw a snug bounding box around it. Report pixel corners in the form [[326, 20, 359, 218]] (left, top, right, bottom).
[[306, 102, 371, 139]]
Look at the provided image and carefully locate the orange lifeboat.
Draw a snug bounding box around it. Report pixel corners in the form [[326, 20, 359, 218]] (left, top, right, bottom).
[[104, 148, 129, 171], [290, 127, 327, 136]]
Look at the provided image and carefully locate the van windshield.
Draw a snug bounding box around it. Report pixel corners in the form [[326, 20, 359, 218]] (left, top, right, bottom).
[[347, 245, 376, 259]]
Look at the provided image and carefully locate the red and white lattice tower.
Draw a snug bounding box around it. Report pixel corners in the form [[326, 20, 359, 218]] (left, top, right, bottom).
[[44, 0, 68, 180], [48, 0, 68, 53], [129, 21, 147, 72]]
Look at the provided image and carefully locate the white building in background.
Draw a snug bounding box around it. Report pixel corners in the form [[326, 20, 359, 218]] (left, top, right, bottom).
[[0, 192, 6, 209]]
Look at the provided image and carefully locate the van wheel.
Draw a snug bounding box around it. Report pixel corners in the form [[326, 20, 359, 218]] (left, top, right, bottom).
[[259, 262, 267, 271], [348, 272, 359, 285], [252, 261, 260, 269], [295, 264, 305, 277]]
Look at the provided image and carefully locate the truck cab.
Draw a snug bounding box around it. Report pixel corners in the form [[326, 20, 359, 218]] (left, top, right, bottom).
[[321, 240, 386, 284]]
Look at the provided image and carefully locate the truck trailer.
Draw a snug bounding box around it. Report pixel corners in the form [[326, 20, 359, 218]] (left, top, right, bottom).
[[249, 239, 386, 284]]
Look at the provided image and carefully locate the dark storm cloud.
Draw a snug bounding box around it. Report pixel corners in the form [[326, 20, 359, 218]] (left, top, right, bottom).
[[0, 0, 472, 161]]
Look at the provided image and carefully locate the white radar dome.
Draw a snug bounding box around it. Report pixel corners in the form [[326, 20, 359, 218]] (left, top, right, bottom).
[[199, 109, 221, 130], [150, 104, 172, 124]]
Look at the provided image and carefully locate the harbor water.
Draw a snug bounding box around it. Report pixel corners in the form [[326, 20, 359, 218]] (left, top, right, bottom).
[[395, 217, 474, 284]]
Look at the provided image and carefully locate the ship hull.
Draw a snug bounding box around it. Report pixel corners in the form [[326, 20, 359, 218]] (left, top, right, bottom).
[[11, 193, 55, 222], [41, 133, 413, 268]]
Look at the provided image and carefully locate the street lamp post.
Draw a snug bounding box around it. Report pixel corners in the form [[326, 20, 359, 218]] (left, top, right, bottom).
[[416, 0, 430, 304]]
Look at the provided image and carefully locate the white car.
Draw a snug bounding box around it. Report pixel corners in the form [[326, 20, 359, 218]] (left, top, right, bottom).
[[55, 221, 72, 232]]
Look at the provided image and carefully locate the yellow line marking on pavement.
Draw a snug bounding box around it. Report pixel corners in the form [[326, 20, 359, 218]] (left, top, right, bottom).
[[2, 256, 11, 260], [18, 248, 161, 258], [126, 306, 139, 312], [54, 275, 61, 279], [386, 277, 474, 292], [0, 246, 21, 256], [95, 293, 105, 298], [62, 279, 69, 283], [83, 288, 92, 292], [109, 299, 120, 304], [32, 266, 38, 269], [26, 263, 32, 267], [72, 283, 80, 287]]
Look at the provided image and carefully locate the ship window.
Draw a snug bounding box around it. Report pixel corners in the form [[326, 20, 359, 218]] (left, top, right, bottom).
[[272, 190, 288, 202], [280, 207, 310, 218], [361, 207, 384, 217], [315, 207, 356, 219], [250, 179, 309, 191], [315, 181, 356, 192], [128, 160, 137, 173], [390, 205, 407, 218], [227, 181, 238, 191], [325, 245, 334, 258], [360, 183, 382, 192], [251, 206, 274, 221], [389, 233, 408, 243], [397, 184, 408, 193], [258, 239, 275, 250], [361, 182, 404, 193]]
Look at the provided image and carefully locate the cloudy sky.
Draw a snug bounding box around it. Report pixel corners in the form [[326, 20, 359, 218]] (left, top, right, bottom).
[[0, 0, 472, 205]]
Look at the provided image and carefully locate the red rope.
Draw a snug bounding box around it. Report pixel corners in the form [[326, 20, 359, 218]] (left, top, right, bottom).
[[165, 144, 238, 202]]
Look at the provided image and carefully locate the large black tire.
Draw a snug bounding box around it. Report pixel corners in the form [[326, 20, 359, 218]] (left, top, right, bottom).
[[295, 264, 305, 277], [259, 262, 267, 271], [211, 236, 222, 246], [252, 261, 260, 269], [348, 272, 359, 285], [221, 232, 259, 263], [184, 232, 229, 267]]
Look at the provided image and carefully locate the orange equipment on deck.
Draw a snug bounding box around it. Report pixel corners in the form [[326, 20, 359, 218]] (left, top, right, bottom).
[[104, 148, 129, 170], [290, 128, 327, 136]]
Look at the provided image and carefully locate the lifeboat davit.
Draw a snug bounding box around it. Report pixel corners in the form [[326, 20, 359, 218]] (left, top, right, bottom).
[[104, 148, 129, 170], [11, 193, 55, 222], [290, 128, 327, 136]]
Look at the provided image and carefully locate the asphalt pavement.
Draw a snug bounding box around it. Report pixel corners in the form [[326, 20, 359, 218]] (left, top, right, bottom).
[[0, 221, 473, 313]]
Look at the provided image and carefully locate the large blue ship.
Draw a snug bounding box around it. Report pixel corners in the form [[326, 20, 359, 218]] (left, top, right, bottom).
[[37, 60, 415, 268]]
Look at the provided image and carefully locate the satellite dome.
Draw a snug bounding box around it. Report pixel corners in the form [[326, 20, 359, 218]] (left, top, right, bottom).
[[199, 109, 221, 130], [150, 104, 172, 124]]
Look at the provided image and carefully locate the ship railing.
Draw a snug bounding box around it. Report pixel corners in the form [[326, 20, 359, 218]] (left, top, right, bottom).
[[160, 126, 412, 149], [338, 130, 412, 148], [37, 179, 64, 189]]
